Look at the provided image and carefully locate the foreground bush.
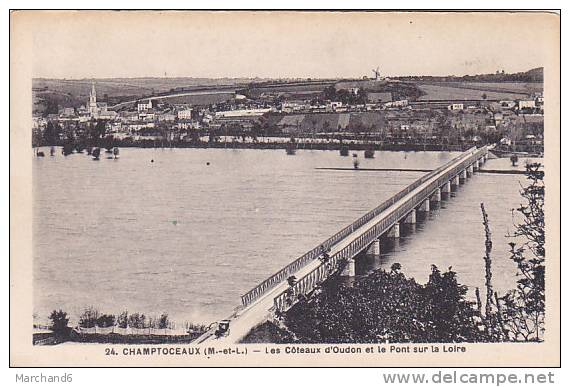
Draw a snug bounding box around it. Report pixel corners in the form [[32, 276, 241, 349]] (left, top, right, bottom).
[[281, 264, 488, 343]]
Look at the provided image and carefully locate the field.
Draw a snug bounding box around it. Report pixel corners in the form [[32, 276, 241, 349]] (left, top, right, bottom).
[[245, 82, 334, 98], [155, 93, 235, 105], [269, 112, 386, 133], [33, 77, 257, 97], [449, 82, 543, 94], [417, 82, 542, 101]]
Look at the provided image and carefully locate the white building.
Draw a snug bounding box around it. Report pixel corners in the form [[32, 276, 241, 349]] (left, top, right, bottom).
[[215, 108, 271, 117], [281, 102, 305, 113], [177, 109, 193, 120], [384, 99, 408, 108], [327, 101, 343, 112], [448, 103, 464, 111], [158, 113, 176, 122], [98, 110, 117, 120], [518, 100, 536, 110], [536, 95, 544, 111], [137, 99, 153, 112], [59, 107, 75, 117]]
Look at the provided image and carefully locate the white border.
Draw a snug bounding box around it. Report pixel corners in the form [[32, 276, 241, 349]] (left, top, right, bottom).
[[2, 2, 566, 386]]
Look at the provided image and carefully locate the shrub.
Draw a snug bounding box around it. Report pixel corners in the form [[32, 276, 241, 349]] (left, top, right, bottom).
[[96, 314, 116, 328], [498, 163, 545, 341], [78, 307, 100, 328], [283, 264, 488, 343], [127, 313, 147, 329], [49, 310, 69, 334], [158, 313, 169, 329], [117, 311, 128, 328]]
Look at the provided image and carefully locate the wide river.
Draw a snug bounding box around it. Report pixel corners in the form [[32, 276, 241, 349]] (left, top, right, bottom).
[[33, 148, 530, 326]]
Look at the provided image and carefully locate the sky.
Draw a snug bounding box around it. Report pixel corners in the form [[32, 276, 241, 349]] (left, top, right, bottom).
[[16, 11, 558, 79]]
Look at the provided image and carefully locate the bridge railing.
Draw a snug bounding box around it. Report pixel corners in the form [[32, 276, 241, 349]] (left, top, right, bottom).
[[273, 146, 487, 312], [241, 146, 485, 307]]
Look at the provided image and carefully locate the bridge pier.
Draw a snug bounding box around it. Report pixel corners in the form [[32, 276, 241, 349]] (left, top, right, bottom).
[[460, 169, 467, 180], [442, 181, 451, 194], [388, 222, 400, 238], [473, 161, 479, 171], [341, 257, 356, 277], [404, 209, 417, 224], [451, 175, 460, 187], [467, 164, 474, 176], [366, 239, 381, 257], [418, 198, 430, 212], [431, 188, 442, 202]]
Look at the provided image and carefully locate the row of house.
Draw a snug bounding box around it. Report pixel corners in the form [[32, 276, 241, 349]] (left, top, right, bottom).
[[34, 82, 544, 145], [280, 98, 409, 114]]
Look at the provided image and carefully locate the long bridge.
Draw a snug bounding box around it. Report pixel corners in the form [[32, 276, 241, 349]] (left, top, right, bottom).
[[194, 146, 489, 344]]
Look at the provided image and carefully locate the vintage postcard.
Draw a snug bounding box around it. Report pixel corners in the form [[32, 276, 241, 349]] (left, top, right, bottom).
[[10, 10, 560, 367]]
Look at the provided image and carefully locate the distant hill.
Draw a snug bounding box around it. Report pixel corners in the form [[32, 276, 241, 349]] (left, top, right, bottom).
[[523, 67, 544, 82], [396, 67, 544, 83]]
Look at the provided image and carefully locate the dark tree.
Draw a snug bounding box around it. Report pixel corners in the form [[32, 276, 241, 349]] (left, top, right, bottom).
[[43, 121, 61, 145], [44, 99, 59, 116], [117, 311, 129, 328], [49, 310, 69, 334], [422, 265, 486, 342], [96, 314, 116, 328], [78, 307, 100, 328], [128, 313, 147, 329], [32, 127, 43, 148], [499, 163, 545, 341], [158, 313, 170, 329], [282, 265, 488, 343]]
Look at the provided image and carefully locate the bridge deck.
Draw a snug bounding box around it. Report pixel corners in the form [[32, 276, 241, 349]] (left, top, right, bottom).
[[194, 146, 487, 345]]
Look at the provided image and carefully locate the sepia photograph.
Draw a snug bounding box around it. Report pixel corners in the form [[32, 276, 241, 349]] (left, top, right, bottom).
[[9, 10, 560, 367]]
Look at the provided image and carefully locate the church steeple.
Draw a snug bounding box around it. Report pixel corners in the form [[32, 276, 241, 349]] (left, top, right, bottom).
[[89, 81, 98, 118], [90, 81, 97, 106]]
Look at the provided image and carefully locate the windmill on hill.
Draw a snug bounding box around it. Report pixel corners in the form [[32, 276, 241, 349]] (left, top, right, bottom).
[[372, 66, 381, 80]]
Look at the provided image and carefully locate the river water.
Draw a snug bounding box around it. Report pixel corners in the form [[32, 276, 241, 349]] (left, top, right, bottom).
[[33, 148, 530, 326]]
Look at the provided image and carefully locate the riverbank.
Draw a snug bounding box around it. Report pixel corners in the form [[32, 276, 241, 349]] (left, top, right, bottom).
[[35, 140, 476, 153], [33, 330, 204, 346]]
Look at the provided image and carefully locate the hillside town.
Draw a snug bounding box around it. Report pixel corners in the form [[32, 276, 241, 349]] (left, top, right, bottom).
[[32, 75, 544, 155]]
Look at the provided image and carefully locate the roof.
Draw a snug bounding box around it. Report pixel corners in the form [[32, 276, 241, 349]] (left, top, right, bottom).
[[367, 92, 392, 103], [277, 115, 304, 126]]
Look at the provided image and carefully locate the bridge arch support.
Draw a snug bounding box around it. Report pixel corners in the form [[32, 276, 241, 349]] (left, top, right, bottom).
[[367, 238, 381, 256], [451, 175, 460, 186], [404, 209, 417, 224], [388, 222, 400, 238], [418, 198, 430, 212], [431, 188, 442, 202]]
